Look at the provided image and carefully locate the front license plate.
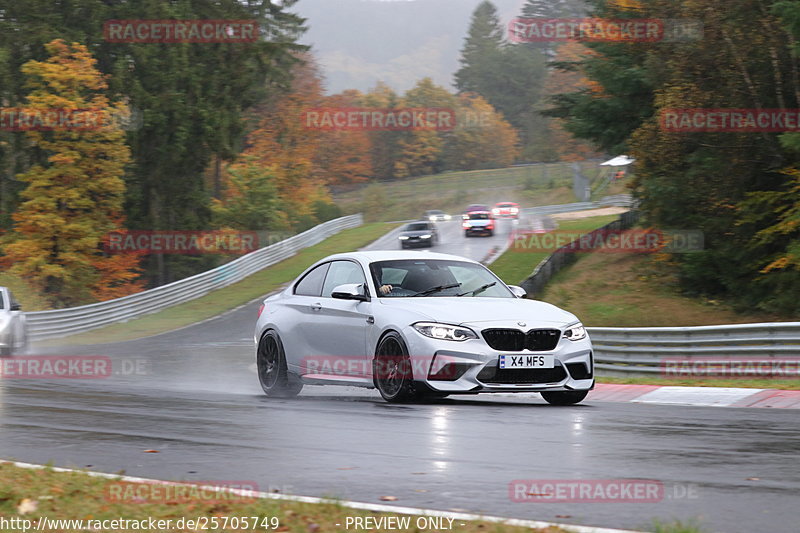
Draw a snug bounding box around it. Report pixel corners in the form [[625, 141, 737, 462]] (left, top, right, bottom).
[[499, 355, 555, 369]]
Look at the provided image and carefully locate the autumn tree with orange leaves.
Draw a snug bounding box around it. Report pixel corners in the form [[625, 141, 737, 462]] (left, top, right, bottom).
[[217, 57, 338, 230], [314, 90, 373, 187], [2, 40, 143, 306]]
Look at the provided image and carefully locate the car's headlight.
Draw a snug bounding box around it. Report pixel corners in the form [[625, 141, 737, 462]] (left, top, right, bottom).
[[492, 209, 499, 214], [429, 216, 435, 221], [564, 323, 586, 341], [413, 322, 478, 341], [420, 234, 431, 239], [399, 235, 409, 240], [445, 215, 451, 220], [511, 207, 519, 213]]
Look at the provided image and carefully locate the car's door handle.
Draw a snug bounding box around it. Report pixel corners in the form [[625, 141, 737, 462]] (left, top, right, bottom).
[[311, 303, 322, 311], [366, 316, 375, 324]]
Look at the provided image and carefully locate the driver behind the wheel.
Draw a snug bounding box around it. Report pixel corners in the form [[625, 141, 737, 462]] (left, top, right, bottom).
[[376, 266, 395, 295]]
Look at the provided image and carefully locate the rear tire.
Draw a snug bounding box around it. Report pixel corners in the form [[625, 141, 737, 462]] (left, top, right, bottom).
[[541, 390, 588, 405], [257, 330, 303, 398], [373, 332, 418, 403]]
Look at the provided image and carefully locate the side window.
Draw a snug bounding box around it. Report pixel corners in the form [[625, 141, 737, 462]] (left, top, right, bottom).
[[0, 291, 4, 309], [8, 291, 18, 309], [321, 261, 367, 297], [294, 263, 330, 297]]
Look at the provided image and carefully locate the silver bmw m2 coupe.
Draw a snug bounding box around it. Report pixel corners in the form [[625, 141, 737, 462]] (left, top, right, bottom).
[[255, 251, 593, 404]]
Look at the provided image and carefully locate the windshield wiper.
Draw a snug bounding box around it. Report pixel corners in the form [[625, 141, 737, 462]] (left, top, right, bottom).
[[412, 283, 461, 297], [457, 282, 496, 297]]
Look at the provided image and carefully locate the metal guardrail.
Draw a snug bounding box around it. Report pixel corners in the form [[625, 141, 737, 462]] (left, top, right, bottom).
[[589, 323, 800, 376], [520, 194, 635, 216], [26, 214, 363, 341], [515, 204, 800, 376]]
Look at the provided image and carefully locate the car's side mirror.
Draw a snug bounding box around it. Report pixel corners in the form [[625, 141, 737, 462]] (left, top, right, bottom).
[[509, 285, 527, 298], [10, 303, 21, 311], [331, 283, 369, 302]]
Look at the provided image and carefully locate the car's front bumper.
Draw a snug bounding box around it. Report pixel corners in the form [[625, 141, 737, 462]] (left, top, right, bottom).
[[464, 226, 493, 234], [402, 327, 594, 394], [400, 238, 433, 247]]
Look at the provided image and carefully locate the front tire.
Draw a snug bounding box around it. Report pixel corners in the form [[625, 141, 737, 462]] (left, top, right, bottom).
[[373, 332, 418, 403], [257, 330, 302, 398], [541, 390, 588, 405]]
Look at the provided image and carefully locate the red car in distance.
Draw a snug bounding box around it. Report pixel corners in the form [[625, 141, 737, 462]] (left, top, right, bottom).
[[493, 202, 520, 218]]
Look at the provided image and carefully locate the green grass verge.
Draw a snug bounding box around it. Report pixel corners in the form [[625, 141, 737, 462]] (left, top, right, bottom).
[[652, 519, 706, 533], [537, 236, 788, 327], [598, 376, 800, 390], [490, 214, 620, 285], [0, 463, 572, 533], [39, 223, 395, 346]]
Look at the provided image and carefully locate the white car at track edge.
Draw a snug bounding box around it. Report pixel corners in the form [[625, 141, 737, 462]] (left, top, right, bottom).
[[254, 251, 593, 404]]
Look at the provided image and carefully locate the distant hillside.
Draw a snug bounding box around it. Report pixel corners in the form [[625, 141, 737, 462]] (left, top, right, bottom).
[[297, 0, 548, 94]]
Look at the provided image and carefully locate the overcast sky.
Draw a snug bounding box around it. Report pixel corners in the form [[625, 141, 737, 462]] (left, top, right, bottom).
[[295, 0, 530, 95]]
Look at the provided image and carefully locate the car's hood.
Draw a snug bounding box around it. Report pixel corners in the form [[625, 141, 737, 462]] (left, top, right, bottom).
[[377, 297, 578, 328]]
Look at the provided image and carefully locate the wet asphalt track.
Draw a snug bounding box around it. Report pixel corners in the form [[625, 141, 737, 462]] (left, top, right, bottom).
[[1, 219, 799, 533]]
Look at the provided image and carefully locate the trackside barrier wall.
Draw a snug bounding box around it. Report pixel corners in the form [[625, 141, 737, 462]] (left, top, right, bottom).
[[589, 323, 800, 377], [25, 214, 363, 341], [515, 206, 800, 376], [519, 194, 634, 217]]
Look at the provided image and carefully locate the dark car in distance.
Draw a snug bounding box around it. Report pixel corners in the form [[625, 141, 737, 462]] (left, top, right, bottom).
[[399, 221, 438, 248], [462, 204, 490, 220]]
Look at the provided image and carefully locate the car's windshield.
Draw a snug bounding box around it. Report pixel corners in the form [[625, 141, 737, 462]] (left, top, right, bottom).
[[469, 213, 490, 220], [405, 223, 430, 231], [370, 259, 512, 298]]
